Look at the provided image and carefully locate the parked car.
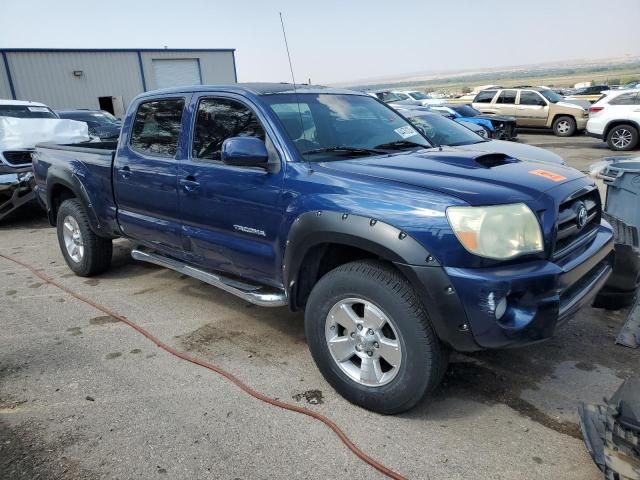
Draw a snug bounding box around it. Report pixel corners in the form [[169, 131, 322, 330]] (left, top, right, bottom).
[[0, 99, 82, 220], [430, 104, 517, 140], [587, 90, 640, 151], [34, 83, 613, 414], [396, 90, 447, 106], [388, 104, 490, 137], [473, 87, 588, 137], [0, 99, 58, 120], [564, 85, 611, 104], [366, 90, 416, 105], [57, 110, 121, 140], [396, 108, 564, 164]]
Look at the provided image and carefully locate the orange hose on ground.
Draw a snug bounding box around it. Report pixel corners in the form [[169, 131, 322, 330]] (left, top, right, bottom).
[[0, 253, 407, 480]]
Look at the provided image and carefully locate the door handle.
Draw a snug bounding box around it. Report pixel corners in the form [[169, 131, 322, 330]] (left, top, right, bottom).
[[180, 176, 200, 192], [120, 165, 132, 178]]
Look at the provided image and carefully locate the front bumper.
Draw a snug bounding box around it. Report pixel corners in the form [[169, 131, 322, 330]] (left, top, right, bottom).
[[401, 223, 614, 351]]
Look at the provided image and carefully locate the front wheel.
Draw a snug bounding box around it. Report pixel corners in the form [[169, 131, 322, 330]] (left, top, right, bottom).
[[305, 260, 448, 414], [56, 199, 112, 277], [553, 116, 577, 137]]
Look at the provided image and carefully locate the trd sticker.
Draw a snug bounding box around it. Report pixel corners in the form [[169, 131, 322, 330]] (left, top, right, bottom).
[[528, 169, 567, 182]]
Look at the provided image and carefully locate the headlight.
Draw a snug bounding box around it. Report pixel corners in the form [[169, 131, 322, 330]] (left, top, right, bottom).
[[446, 203, 543, 259]]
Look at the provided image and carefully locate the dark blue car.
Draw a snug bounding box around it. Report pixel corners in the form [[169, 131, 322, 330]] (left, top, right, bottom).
[[33, 84, 613, 413]]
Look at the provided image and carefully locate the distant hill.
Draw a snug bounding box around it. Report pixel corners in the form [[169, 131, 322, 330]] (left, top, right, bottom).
[[335, 56, 640, 91]]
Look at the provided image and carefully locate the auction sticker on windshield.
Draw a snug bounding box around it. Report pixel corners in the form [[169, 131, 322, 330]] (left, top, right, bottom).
[[394, 125, 418, 139], [529, 169, 567, 182]]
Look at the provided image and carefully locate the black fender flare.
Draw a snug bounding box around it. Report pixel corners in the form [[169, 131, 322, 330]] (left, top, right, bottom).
[[45, 168, 101, 233], [283, 211, 439, 294], [282, 210, 479, 351]]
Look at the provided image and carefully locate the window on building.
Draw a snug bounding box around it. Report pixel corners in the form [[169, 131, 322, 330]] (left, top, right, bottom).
[[130, 99, 185, 157]]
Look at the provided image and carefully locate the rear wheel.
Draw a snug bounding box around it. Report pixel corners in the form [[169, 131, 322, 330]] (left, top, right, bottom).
[[607, 124, 639, 151], [56, 199, 112, 276], [553, 116, 577, 137], [304, 260, 448, 414]]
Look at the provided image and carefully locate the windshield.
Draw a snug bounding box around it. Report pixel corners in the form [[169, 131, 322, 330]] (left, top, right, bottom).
[[59, 111, 120, 126], [88, 112, 120, 126], [263, 93, 431, 161], [405, 112, 485, 147], [452, 105, 480, 117], [539, 89, 563, 103], [408, 91, 429, 100], [0, 104, 57, 119]]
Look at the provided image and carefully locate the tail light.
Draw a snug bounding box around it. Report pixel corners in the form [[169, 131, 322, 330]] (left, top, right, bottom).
[[589, 106, 605, 113]]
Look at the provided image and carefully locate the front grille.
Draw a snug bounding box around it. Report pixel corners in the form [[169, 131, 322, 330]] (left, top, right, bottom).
[[553, 187, 601, 258], [2, 150, 33, 166]]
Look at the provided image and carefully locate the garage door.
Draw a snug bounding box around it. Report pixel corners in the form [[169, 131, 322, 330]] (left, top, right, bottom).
[[152, 59, 202, 89]]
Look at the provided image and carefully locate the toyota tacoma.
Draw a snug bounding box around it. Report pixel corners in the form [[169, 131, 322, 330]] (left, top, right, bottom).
[[33, 84, 614, 413]]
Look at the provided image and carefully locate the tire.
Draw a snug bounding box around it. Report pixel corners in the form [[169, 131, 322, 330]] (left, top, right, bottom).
[[553, 116, 577, 137], [56, 199, 112, 276], [606, 124, 639, 151], [304, 260, 448, 414]]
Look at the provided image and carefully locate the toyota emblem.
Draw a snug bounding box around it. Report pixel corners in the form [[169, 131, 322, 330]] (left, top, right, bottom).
[[576, 204, 588, 229]]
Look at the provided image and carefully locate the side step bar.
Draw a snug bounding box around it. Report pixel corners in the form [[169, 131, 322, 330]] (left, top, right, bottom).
[[131, 248, 287, 307]]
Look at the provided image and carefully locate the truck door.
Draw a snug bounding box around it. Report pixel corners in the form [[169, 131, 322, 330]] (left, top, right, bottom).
[[113, 96, 187, 251], [177, 94, 285, 286], [516, 91, 549, 127]]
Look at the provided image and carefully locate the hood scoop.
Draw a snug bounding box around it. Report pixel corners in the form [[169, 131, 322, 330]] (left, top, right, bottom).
[[473, 153, 518, 168]]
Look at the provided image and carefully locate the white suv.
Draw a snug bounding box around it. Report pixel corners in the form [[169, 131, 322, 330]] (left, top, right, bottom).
[[587, 90, 640, 151]]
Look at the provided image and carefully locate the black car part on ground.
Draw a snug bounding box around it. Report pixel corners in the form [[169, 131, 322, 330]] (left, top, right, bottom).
[[593, 214, 640, 310], [0, 171, 36, 221], [477, 114, 517, 141], [579, 377, 640, 480]]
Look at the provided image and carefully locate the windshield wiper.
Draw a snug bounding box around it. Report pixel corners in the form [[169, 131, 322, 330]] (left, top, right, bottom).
[[374, 140, 428, 150], [301, 146, 386, 156]]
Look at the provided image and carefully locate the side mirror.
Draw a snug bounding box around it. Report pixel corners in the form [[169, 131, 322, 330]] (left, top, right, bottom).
[[221, 137, 269, 168]]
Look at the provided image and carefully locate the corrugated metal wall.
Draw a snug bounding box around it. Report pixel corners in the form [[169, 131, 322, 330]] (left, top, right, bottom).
[[0, 55, 13, 99], [0, 50, 237, 111], [4, 51, 143, 110], [139, 50, 236, 90]]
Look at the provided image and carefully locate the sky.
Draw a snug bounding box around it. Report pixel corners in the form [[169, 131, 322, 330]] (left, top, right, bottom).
[[1, 0, 639, 85]]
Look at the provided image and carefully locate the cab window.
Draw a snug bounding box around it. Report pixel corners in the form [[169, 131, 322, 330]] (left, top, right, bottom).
[[192, 97, 266, 162], [130, 99, 185, 157]]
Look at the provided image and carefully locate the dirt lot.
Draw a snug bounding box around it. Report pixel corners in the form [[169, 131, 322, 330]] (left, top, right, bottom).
[[1, 132, 638, 480]]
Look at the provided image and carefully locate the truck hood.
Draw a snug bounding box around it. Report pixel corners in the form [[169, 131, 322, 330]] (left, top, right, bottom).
[[316, 149, 584, 206], [453, 140, 564, 165]]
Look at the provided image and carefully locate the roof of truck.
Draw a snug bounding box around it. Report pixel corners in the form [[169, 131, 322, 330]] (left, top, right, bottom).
[[140, 83, 361, 98]]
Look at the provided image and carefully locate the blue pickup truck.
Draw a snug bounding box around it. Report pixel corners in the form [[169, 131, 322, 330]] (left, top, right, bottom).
[[33, 83, 614, 413]]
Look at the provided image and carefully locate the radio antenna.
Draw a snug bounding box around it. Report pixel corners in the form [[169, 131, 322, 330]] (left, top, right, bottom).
[[279, 12, 311, 171]]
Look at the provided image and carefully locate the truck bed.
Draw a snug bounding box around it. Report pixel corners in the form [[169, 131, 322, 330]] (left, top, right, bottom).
[[33, 141, 121, 236]]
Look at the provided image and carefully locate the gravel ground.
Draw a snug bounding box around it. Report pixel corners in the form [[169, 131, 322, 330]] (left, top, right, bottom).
[[0, 132, 638, 480]]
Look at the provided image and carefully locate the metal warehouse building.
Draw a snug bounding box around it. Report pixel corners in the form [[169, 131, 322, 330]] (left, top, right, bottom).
[[0, 48, 237, 116]]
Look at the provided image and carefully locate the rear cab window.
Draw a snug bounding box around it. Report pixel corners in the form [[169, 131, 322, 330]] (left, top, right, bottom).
[[130, 98, 185, 157], [474, 90, 497, 103]]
